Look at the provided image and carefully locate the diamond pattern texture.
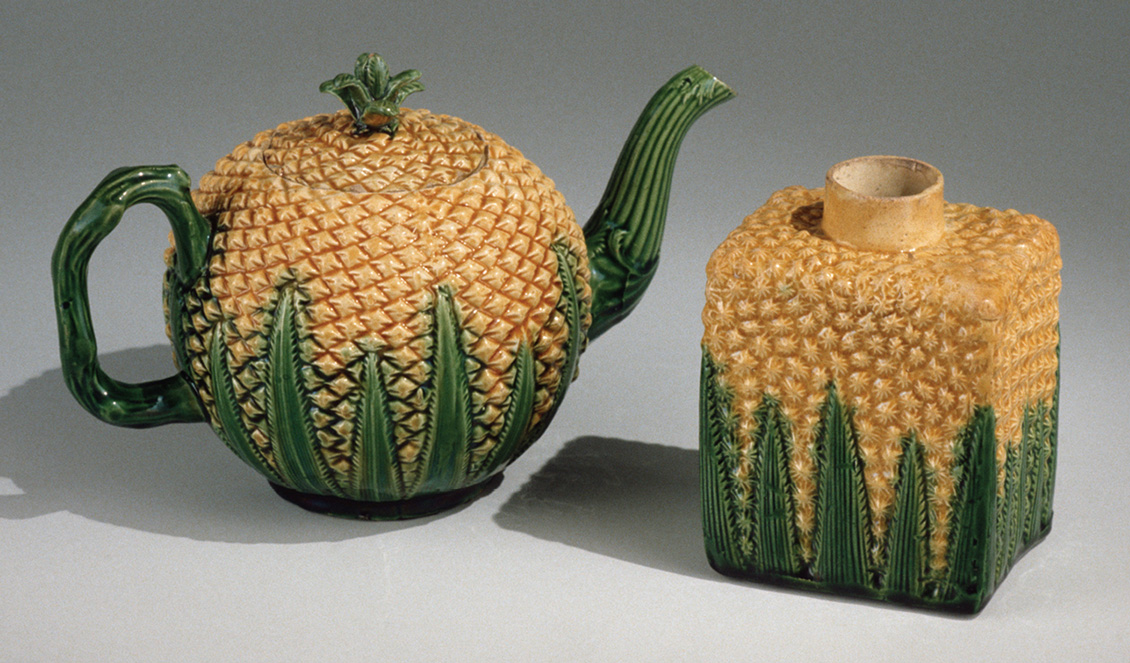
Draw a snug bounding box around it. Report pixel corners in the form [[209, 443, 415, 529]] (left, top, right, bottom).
[[703, 185, 1060, 566], [167, 109, 592, 480]]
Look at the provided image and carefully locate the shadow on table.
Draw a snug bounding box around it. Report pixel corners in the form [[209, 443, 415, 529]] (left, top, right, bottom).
[[494, 435, 718, 580], [493, 437, 988, 614], [0, 346, 460, 543]]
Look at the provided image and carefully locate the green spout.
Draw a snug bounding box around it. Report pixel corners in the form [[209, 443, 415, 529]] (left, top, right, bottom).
[[583, 65, 734, 340]]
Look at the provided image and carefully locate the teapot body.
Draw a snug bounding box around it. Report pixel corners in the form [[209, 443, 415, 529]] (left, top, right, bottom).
[[164, 109, 592, 517]]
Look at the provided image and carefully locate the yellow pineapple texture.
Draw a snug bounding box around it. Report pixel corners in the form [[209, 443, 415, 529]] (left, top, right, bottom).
[[702, 185, 1060, 566], [167, 108, 592, 479]]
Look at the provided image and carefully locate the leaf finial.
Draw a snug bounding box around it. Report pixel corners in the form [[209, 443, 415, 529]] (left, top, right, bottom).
[[319, 52, 424, 136]]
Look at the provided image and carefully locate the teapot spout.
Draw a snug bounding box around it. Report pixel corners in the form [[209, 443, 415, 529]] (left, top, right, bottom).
[[583, 65, 734, 340]]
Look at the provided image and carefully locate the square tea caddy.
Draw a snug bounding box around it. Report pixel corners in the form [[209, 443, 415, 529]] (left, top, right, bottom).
[[699, 156, 1060, 613]]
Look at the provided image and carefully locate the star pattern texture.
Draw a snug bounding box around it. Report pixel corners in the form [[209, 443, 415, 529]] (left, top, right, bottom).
[[166, 108, 592, 483], [703, 185, 1060, 566]]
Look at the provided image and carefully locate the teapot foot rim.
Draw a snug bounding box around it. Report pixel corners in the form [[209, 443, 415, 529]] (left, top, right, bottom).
[[268, 473, 504, 521]]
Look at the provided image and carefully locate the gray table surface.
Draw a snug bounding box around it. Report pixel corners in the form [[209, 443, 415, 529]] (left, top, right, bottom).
[[2, 1, 1127, 660]]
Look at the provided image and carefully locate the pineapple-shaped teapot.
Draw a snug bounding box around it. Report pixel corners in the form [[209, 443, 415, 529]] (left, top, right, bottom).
[[52, 53, 733, 518]]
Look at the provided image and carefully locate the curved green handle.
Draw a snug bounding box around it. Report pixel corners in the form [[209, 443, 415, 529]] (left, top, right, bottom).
[[52, 165, 212, 427]]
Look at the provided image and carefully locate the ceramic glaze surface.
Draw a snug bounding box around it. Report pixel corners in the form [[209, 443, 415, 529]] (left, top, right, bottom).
[[170, 106, 590, 502], [700, 160, 1061, 612], [53, 52, 733, 519]]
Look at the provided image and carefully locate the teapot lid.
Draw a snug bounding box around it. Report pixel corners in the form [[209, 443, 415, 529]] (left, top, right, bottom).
[[262, 109, 487, 195], [237, 52, 489, 195]]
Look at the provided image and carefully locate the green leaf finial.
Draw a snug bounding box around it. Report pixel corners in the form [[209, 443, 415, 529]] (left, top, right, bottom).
[[319, 52, 424, 136]]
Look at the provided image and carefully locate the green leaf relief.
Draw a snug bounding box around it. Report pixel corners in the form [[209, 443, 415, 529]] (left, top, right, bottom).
[[265, 287, 345, 497], [750, 395, 801, 576], [699, 347, 745, 572], [164, 272, 195, 395], [411, 286, 474, 496], [996, 441, 1022, 583], [551, 243, 585, 407], [474, 342, 536, 480], [1015, 418, 1032, 550], [351, 352, 404, 501], [1030, 399, 1053, 544], [1023, 402, 1050, 544], [945, 406, 997, 605], [207, 326, 283, 485], [884, 435, 929, 597], [812, 382, 873, 588], [523, 243, 586, 449], [1043, 338, 1060, 527], [1019, 404, 1040, 544], [695, 349, 1059, 611]]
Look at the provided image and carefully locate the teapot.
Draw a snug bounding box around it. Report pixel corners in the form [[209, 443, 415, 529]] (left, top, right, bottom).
[[52, 53, 733, 519]]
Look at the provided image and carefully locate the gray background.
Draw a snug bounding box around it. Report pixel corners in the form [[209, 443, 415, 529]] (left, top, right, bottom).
[[2, 1, 1127, 660]]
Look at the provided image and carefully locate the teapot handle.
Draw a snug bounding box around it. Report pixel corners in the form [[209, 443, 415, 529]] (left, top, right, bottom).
[[52, 165, 211, 427]]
